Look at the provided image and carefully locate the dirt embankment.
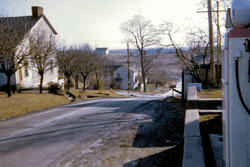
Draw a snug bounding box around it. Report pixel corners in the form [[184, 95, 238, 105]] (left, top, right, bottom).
[[66, 97, 186, 167]]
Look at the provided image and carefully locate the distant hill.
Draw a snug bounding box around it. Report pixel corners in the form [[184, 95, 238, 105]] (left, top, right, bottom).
[[109, 47, 179, 55]]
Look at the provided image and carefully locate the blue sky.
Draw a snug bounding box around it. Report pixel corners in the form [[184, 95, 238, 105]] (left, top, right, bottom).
[[0, 0, 209, 50]]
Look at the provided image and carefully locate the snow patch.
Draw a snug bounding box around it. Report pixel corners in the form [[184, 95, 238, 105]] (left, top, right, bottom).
[[132, 114, 151, 120], [81, 148, 93, 155], [63, 162, 72, 167], [91, 138, 103, 147], [80, 139, 103, 157]]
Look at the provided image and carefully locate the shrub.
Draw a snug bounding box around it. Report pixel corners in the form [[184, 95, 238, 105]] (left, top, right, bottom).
[[0, 84, 17, 93], [48, 82, 62, 94], [109, 80, 116, 89]]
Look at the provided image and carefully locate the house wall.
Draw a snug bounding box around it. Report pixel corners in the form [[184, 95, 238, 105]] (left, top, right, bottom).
[[15, 17, 58, 89], [106, 49, 109, 55], [96, 49, 109, 55], [97, 50, 107, 55], [113, 66, 139, 90]]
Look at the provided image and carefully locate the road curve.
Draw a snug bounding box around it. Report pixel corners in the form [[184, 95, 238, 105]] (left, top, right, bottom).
[[0, 96, 162, 167]]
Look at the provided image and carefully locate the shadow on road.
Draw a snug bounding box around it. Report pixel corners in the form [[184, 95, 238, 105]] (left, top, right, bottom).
[[124, 97, 185, 167], [123, 143, 184, 167]]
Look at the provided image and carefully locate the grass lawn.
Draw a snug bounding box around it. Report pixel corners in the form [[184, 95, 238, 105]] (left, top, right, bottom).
[[0, 93, 71, 120], [0, 89, 124, 121], [197, 89, 222, 98]]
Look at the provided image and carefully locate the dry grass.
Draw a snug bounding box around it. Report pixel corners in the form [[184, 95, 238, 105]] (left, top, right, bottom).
[[0, 89, 123, 120], [199, 113, 222, 135], [69, 89, 124, 98], [0, 93, 70, 120], [197, 89, 222, 98]]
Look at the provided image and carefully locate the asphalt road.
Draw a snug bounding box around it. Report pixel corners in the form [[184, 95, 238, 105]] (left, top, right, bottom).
[[0, 79, 182, 167], [0, 98, 165, 166]]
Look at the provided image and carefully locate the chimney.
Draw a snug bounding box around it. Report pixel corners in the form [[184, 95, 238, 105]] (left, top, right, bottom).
[[32, 6, 43, 18]]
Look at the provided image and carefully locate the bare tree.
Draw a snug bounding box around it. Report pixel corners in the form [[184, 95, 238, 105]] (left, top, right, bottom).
[[139, 48, 162, 77], [192, 27, 213, 87], [57, 45, 80, 90], [93, 55, 109, 90], [160, 21, 211, 84], [0, 17, 32, 97], [147, 69, 171, 90], [72, 72, 80, 89], [78, 44, 97, 91], [120, 15, 161, 92], [28, 31, 57, 94]]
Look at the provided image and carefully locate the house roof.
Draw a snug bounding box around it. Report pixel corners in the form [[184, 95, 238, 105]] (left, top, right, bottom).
[[107, 65, 122, 72], [96, 47, 108, 51], [128, 66, 139, 72], [115, 65, 140, 73], [107, 65, 139, 73], [0, 14, 57, 39]]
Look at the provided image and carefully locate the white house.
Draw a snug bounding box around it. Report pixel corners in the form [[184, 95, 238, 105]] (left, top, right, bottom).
[[95, 47, 109, 55], [0, 6, 59, 89], [113, 65, 141, 90]]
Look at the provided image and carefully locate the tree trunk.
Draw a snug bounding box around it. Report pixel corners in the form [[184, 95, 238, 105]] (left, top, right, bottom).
[[75, 76, 79, 89], [6, 74, 11, 97], [39, 73, 44, 94], [64, 72, 72, 91], [95, 72, 99, 90], [140, 50, 146, 92], [205, 65, 209, 88], [83, 75, 87, 91], [96, 79, 100, 90], [67, 79, 70, 90], [65, 75, 70, 90]]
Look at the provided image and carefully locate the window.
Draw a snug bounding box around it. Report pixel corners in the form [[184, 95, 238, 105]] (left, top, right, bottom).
[[24, 60, 28, 77], [117, 73, 120, 78]]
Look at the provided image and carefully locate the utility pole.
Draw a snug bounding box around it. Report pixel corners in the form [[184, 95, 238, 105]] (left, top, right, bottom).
[[197, 1, 226, 87], [216, 1, 221, 87], [208, 0, 215, 86], [127, 43, 130, 96]]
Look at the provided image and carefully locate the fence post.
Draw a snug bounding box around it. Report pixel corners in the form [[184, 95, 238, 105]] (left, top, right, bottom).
[[182, 70, 187, 105]]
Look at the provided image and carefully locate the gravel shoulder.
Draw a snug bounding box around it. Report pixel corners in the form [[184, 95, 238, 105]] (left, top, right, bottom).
[[65, 97, 186, 167]]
